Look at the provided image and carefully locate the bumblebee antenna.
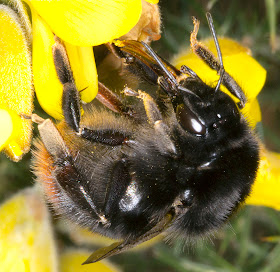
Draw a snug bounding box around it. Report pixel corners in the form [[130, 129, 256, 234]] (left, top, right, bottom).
[[141, 42, 179, 88], [206, 12, 224, 92], [141, 42, 201, 99]]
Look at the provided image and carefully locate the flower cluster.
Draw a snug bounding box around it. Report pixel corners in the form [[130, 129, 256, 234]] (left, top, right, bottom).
[[0, 0, 160, 161]]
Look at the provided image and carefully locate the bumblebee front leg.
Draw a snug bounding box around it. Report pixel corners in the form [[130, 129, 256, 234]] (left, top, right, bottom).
[[132, 90, 177, 156]]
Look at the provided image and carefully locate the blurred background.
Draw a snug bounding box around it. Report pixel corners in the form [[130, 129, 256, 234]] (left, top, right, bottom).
[[0, 0, 280, 271]]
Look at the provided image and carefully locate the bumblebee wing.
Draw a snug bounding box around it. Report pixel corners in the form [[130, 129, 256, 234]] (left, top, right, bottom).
[[113, 40, 182, 84], [82, 212, 174, 264]]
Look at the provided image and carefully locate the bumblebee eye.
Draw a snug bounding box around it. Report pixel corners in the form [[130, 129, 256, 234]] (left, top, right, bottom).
[[176, 104, 206, 135]]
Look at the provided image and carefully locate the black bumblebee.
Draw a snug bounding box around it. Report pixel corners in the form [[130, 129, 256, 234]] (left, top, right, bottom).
[[31, 13, 259, 264]]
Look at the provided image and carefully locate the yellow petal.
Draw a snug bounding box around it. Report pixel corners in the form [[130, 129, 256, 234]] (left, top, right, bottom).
[[60, 249, 120, 272], [32, 11, 64, 120], [32, 12, 97, 119], [246, 149, 280, 210], [1, 0, 32, 43], [27, 0, 142, 46], [145, 0, 159, 3], [0, 109, 13, 150], [64, 42, 98, 103], [0, 187, 58, 272], [0, 5, 33, 161], [0, 107, 24, 160], [172, 38, 266, 101], [242, 98, 262, 129]]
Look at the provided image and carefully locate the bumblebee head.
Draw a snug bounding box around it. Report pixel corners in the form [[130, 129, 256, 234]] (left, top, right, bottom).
[[173, 80, 241, 140]]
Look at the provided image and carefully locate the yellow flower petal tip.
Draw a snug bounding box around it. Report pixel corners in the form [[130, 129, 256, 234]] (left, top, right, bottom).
[[1, 108, 32, 161], [246, 150, 280, 210], [60, 250, 120, 272], [5, 141, 24, 161], [0, 5, 33, 160], [28, 0, 142, 46], [64, 42, 98, 103], [242, 98, 262, 129], [172, 38, 267, 101], [145, 0, 159, 4], [0, 186, 58, 272]]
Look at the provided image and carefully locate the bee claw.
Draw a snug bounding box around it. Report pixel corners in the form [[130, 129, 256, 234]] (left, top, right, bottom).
[[20, 113, 45, 124]]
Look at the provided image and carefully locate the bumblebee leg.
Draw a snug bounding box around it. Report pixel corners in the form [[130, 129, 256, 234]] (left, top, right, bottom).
[[52, 37, 81, 132], [190, 17, 246, 108], [54, 154, 109, 226], [20, 113, 45, 125], [96, 82, 133, 116], [109, 41, 182, 93], [37, 117, 72, 158], [25, 113, 109, 226], [80, 85, 134, 146], [138, 90, 163, 124], [80, 127, 131, 146], [137, 91, 177, 156]]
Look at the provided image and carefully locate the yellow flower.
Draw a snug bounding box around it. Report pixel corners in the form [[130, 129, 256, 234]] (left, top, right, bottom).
[[28, 0, 146, 119], [0, 4, 33, 161], [60, 250, 120, 272], [246, 148, 280, 210], [0, 0, 159, 159], [0, 186, 57, 272], [0, 186, 119, 271], [173, 37, 280, 211]]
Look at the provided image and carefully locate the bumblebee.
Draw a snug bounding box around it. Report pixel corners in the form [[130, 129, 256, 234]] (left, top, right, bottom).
[[31, 13, 259, 264]]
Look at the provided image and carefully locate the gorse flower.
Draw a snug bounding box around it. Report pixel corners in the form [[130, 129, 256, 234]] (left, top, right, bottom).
[[0, 186, 122, 271], [0, 3, 33, 161], [0, 0, 160, 160]]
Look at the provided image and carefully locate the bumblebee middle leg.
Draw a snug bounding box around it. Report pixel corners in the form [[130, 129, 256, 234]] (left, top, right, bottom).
[[135, 90, 177, 156]]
